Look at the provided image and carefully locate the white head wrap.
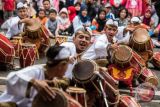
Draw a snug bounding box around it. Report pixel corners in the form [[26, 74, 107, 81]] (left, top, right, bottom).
[[54, 47, 71, 60], [106, 19, 118, 28]]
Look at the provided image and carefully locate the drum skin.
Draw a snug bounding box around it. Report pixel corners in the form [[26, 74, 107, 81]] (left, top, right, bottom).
[[129, 28, 153, 52], [32, 88, 82, 107], [138, 67, 158, 87], [0, 34, 15, 63]]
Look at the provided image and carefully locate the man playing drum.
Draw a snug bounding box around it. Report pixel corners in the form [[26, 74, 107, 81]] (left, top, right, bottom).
[[0, 45, 72, 107], [5, 2, 28, 39]]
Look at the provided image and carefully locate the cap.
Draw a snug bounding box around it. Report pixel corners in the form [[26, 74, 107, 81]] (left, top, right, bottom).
[[131, 17, 141, 24], [17, 2, 27, 9], [106, 19, 118, 28], [105, 3, 111, 8]]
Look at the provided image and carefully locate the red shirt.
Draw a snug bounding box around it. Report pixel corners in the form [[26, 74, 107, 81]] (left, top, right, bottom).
[[2, 0, 15, 11]]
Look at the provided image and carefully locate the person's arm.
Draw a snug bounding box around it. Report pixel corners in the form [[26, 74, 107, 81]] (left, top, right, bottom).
[[29, 79, 56, 101]]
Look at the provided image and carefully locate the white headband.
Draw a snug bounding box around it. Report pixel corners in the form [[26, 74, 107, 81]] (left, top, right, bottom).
[[54, 47, 71, 60]]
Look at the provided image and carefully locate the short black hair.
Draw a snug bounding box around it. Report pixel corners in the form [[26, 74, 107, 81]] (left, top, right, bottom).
[[43, 0, 50, 3], [117, 7, 128, 19], [46, 45, 65, 67], [49, 9, 57, 15]]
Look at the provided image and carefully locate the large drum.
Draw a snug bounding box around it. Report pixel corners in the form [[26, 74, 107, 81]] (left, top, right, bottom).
[[66, 87, 87, 107], [0, 34, 15, 63], [129, 28, 153, 52], [150, 52, 160, 69], [72, 59, 119, 105], [32, 88, 82, 107], [19, 43, 36, 68], [137, 67, 158, 86], [23, 18, 50, 52], [118, 95, 141, 107]]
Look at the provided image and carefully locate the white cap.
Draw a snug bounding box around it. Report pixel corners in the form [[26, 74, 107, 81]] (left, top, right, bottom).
[[106, 19, 118, 27], [74, 26, 92, 36], [105, 3, 111, 8], [131, 17, 141, 24], [17, 2, 27, 9], [54, 47, 71, 60]]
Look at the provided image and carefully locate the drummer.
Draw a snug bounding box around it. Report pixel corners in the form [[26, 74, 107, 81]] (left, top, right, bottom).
[[61, 26, 92, 79], [5, 2, 28, 39], [0, 45, 71, 107]]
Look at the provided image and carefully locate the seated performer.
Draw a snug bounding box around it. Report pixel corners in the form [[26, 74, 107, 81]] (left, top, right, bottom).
[[5, 2, 28, 39], [0, 45, 71, 107]]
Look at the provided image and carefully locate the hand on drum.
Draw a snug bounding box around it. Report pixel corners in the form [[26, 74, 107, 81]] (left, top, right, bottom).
[[69, 56, 77, 64], [111, 43, 118, 50], [30, 79, 56, 101]]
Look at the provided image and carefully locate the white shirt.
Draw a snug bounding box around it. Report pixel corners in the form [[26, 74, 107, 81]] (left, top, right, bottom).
[[61, 42, 77, 79], [0, 64, 45, 107], [61, 36, 110, 78], [82, 34, 109, 60], [6, 16, 24, 39]]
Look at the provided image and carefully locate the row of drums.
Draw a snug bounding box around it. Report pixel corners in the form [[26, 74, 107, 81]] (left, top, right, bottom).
[[32, 87, 141, 107], [0, 34, 71, 68]]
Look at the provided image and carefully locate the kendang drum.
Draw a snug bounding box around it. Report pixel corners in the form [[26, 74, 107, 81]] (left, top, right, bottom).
[[19, 43, 36, 68], [23, 18, 50, 51], [10, 36, 22, 57], [118, 95, 141, 107], [32, 88, 82, 107], [150, 52, 160, 69], [112, 45, 145, 69], [72, 59, 119, 105], [66, 87, 87, 107], [137, 67, 158, 86], [129, 28, 153, 52], [0, 34, 15, 64]]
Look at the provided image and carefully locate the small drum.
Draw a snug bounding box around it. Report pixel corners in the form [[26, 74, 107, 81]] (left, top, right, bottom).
[[10, 36, 22, 57], [112, 45, 145, 69], [19, 43, 36, 68], [129, 28, 153, 52], [118, 95, 141, 107], [32, 88, 82, 107], [112, 45, 133, 68], [151, 52, 160, 69], [72, 59, 119, 105], [0, 34, 15, 63], [66, 87, 87, 107], [55, 36, 68, 45], [138, 67, 158, 86]]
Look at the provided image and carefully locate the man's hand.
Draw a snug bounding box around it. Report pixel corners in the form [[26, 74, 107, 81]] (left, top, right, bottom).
[[30, 79, 56, 101], [68, 56, 76, 64]]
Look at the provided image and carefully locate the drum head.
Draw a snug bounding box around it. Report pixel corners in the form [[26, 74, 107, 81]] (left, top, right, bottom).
[[132, 28, 150, 43], [114, 45, 132, 64], [66, 87, 86, 94], [26, 19, 41, 31], [72, 60, 96, 83], [32, 88, 68, 107]]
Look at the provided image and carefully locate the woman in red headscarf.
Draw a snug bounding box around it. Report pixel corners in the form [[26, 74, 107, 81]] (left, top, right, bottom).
[[68, 6, 77, 22]]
